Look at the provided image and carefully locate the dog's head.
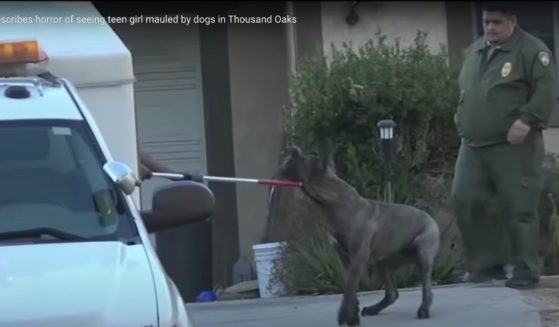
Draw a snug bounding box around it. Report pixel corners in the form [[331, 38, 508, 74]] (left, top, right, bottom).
[[277, 143, 362, 204], [278, 145, 333, 185], [278, 144, 361, 214]]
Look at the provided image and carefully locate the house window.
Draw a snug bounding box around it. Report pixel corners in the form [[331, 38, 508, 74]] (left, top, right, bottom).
[[474, 1, 559, 127]]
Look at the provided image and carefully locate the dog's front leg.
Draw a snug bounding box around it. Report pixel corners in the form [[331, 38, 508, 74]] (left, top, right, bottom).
[[361, 261, 398, 316], [338, 246, 370, 326]]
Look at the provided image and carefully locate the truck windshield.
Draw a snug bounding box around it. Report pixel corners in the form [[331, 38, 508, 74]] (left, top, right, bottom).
[[0, 119, 138, 242]]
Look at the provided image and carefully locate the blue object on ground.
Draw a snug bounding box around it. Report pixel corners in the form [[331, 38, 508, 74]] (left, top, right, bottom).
[[197, 290, 218, 302]]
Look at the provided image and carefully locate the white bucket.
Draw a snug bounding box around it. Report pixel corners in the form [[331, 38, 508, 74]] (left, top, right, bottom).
[[252, 242, 286, 298]]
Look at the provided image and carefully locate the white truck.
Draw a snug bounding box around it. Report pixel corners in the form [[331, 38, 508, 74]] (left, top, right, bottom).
[[0, 2, 211, 326]]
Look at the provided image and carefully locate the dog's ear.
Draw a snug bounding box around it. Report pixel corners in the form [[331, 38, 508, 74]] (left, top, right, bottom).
[[289, 145, 302, 158], [317, 138, 336, 172]]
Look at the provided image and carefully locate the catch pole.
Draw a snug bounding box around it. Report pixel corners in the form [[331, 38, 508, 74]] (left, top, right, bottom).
[[152, 172, 302, 188]]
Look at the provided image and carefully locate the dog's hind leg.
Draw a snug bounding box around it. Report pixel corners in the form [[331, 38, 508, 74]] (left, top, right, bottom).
[[361, 261, 398, 316], [415, 226, 440, 319]]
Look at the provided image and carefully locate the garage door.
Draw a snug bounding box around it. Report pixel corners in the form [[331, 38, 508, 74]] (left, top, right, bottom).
[[111, 21, 208, 210], [111, 19, 212, 302]]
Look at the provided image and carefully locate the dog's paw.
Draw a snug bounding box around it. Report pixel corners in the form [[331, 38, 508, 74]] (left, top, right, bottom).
[[347, 318, 360, 326], [416, 305, 430, 319], [361, 305, 381, 316], [343, 313, 360, 326], [337, 305, 347, 325], [338, 302, 360, 326]]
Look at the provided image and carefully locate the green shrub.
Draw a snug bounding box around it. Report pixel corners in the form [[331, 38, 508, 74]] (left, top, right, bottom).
[[285, 31, 461, 205], [539, 154, 559, 275]]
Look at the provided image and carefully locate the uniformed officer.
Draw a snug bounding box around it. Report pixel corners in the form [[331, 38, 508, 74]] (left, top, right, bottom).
[[450, 2, 557, 289]]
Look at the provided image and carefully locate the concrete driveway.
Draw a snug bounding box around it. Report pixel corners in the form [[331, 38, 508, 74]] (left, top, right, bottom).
[[186, 281, 543, 327]]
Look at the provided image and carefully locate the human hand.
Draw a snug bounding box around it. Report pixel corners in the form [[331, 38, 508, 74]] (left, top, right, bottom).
[[507, 119, 531, 144], [140, 165, 152, 181]]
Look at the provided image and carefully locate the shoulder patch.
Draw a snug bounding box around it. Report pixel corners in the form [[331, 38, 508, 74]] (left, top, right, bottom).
[[538, 51, 550, 66]]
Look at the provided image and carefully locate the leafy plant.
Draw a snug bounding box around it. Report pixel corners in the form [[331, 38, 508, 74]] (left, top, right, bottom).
[[538, 154, 559, 274], [285, 31, 460, 206]]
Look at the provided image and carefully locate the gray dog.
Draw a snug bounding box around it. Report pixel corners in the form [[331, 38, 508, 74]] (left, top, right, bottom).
[[278, 146, 440, 326]]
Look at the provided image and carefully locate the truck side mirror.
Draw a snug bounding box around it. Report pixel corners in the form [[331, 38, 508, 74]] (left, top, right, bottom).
[[103, 161, 140, 195], [140, 181, 216, 233]]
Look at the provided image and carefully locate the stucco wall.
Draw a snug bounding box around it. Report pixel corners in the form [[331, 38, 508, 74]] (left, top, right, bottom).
[[321, 1, 448, 56], [227, 3, 289, 264]]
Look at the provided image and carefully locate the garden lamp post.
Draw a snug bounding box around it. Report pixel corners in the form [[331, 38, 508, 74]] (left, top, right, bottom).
[[377, 119, 396, 203]]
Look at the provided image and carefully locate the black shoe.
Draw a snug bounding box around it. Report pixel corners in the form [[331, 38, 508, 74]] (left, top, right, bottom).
[[505, 278, 539, 289]]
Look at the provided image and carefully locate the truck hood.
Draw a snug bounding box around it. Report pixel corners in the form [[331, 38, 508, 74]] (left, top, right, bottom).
[[0, 241, 158, 327]]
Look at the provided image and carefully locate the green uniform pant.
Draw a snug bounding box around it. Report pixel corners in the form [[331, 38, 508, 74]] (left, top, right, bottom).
[[450, 131, 545, 280]]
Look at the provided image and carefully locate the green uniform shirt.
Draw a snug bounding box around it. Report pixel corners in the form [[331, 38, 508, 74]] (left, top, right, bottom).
[[455, 27, 558, 147]]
